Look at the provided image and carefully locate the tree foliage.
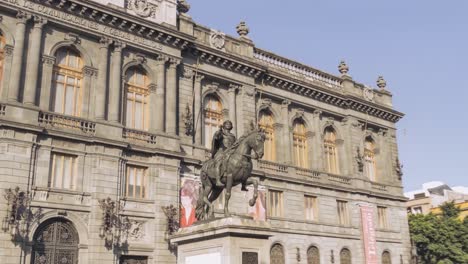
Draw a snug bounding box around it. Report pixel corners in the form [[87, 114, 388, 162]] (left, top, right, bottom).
[[409, 201, 468, 264]]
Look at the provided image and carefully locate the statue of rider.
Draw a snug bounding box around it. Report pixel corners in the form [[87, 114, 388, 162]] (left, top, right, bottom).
[[211, 120, 236, 187]]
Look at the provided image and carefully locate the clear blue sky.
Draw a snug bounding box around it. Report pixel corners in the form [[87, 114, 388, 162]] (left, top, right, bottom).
[[189, 0, 468, 191]]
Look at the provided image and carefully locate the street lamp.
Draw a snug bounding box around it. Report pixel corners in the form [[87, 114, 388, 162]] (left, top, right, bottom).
[[98, 197, 131, 248]]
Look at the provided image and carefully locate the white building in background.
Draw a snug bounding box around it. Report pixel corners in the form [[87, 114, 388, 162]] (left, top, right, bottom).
[[405, 181, 468, 215]]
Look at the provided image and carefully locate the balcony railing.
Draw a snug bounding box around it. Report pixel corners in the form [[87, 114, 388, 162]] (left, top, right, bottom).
[[296, 167, 321, 180], [38, 112, 96, 135], [123, 128, 157, 145], [371, 182, 388, 192], [258, 160, 289, 174], [328, 174, 352, 185]]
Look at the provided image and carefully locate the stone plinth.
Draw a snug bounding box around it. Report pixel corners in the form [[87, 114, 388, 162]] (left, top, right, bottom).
[[170, 217, 272, 264]]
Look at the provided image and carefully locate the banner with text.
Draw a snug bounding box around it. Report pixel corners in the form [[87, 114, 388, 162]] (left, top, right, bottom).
[[360, 205, 378, 264]]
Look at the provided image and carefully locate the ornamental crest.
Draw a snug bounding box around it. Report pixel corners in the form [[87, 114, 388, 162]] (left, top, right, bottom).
[[210, 30, 226, 50], [128, 0, 157, 18], [363, 86, 374, 101]]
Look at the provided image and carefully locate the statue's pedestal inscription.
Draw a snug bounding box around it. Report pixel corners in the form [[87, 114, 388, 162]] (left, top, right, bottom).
[[170, 217, 272, 264]]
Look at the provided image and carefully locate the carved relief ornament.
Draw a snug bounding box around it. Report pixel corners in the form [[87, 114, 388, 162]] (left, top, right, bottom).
[[127, 0, 158, 18], [210, 30, 226, 50]]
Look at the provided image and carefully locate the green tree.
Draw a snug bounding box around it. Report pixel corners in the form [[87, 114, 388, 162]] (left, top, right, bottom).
[[409, 201, 468, 264]]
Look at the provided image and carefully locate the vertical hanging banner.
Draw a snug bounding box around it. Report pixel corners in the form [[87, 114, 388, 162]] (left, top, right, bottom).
[[360, 205, 378, 264]]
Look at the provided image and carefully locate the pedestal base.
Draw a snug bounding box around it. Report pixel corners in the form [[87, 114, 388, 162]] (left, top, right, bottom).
[[170, 217, 272, 264]]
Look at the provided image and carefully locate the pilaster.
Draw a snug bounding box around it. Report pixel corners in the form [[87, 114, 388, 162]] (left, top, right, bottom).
[[95, 37, 112, 120], [227, 84, 239, 135], [236, 85, 256, 136], [280, 99, 291, 164], [8, 11, 30, 102], [39, 55, 56, 110], [155, 55, 167, 132], [24, 15, 47, 106], [165, 58, 180, 135], [1, 45, 14, 101], [82, 66, 98, 119], [312, 110, 323, 170], [193, 74, 204, 145], [108, 41, 125, 123]]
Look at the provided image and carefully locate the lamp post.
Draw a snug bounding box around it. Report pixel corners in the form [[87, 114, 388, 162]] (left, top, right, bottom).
[[98, 197, 131, 248], [2, 187, 39, 239]]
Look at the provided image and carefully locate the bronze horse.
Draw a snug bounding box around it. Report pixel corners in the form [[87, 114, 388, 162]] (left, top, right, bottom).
[[195, 129, 265, 220]]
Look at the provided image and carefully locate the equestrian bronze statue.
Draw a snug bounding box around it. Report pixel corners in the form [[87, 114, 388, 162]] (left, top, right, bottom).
[[196, 122, 265, 220]]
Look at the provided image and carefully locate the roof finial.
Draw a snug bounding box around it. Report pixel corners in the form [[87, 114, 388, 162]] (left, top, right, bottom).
[[177, 0, 191, 14], [377, 76, 387, 89], [338, 60, 349, 76], [236, 21, 250, 38]]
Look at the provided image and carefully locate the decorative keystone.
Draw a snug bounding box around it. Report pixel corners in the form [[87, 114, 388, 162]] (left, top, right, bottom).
[[377, 76, 387, 89], [236, 21, 250, 38], [177, 0, 190, 14], [338, 60, 349, 75]]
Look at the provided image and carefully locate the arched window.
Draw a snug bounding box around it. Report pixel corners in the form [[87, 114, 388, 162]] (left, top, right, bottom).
[[52, 48, 83, 116], [364, 137, 377, 181], [125, 67, 149, 131], [324, 127, 339, 174], [204, 95, 223, 149], [293, 119, 308, 168], [270, 243, 285, 264], [382, 251, 392, 264], [0, 32, 5, 90], [259, 110, 276, 161], [340, 248, 352, 264], [307, 246, 320, 264]]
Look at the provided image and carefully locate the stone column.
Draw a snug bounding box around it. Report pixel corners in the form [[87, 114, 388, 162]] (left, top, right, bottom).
[[24, 15, 47, 106], [236, 86, 256, 136], [193, 74, 204, 145], [148, 83, 158, 132], [312, 110, 323, 170], [281, 100, 291, 164], [95, 37, 112, 120], [1, 45, 15, 100], [8, 11, 29, 102], [165, 58, 179, 135], [108, 41, 125, 123], [227, 84, 238, 135], [39, 55, 56, 110], [155, 56, 166, 132]]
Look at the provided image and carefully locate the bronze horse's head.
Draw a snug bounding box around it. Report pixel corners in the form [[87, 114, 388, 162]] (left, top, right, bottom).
[[248, 129, 265, 159]]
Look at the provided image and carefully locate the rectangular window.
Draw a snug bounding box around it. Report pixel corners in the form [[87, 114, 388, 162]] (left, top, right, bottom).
[[49, 153, 77, 190], [304, 195, 318, 221], [125, 165, 147, 199], [413, 206, 423, 214], [337, 200, 350, 225], [268, 190, 283, 217], [377, 206, 388, 229]]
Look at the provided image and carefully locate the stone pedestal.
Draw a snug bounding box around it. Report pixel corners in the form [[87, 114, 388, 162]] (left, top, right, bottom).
[[170, 217, 272, 264]]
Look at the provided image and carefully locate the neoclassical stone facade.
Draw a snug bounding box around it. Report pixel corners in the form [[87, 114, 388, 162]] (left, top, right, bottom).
[[0, 0, 409, 263]]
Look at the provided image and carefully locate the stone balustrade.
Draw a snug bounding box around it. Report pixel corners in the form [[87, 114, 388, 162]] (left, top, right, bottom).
[[371, 182, 388, 192], [254, 49, 343, 89], [123, 128, 158, 145], [38, 112, 96, 135], [257, 159, 289, 174]]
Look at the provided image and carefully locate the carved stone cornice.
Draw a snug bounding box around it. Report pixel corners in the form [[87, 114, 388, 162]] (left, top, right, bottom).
[[313, 110, 322, 118], [16, 11, 30, 24], [99, 37, 113, 49], [114, 41, 126, 52], [83, 66, 98, 77], [4, 45, 14, 57], [195, 73, 205, 82], [42, 55, 56, 65], [228, 84, 240, 93], [181, 67, 194, 80], [65, 33, 80, 44], [32, 15, 47, 28], [167, 58, 181, 68], [148, 83, 157, 93]]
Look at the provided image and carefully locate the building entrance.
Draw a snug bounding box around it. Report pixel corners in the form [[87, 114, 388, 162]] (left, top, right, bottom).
[[31, 218, 79, 264]]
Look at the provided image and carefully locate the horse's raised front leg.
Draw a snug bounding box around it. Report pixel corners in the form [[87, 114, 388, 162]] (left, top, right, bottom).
[[224, 174, 233, 217], [245, 178, 258, 207]]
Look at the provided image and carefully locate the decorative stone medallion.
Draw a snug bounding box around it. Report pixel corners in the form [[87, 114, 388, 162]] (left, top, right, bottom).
[[363, 87, 374, 101], [210, 30, 226, 50], [127, 0, 158, 18]]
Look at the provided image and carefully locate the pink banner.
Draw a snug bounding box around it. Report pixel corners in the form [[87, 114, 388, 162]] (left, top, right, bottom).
[[360, 205, 378, 264]]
